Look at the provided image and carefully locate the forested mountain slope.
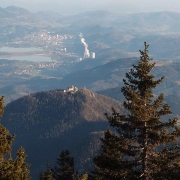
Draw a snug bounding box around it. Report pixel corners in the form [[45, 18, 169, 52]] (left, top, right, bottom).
[[1, 88, 123, 179]]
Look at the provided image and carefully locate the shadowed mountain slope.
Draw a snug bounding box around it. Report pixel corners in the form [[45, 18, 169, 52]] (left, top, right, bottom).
[[1, 88, 123, 179]]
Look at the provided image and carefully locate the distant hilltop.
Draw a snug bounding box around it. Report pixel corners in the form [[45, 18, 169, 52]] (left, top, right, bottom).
[[1, 87, 124, 179], [2, 88, 124, 130]]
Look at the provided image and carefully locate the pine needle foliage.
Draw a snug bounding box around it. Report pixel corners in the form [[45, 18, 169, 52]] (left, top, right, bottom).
[[90, 42, 180, 180], [40, 164, 54, 180], [78, 173, 88, 180], [52, 150, 79, 180], [0, 96, 30, 180]]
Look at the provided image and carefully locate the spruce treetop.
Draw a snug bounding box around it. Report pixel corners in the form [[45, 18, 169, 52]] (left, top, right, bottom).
[[90, 42, 180, 180]]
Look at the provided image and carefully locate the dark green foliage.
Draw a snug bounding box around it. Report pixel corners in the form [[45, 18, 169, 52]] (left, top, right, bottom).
[[0, 96, 4, 118], [40, 165, 54, 180], [90, 42, 180, 179], [0, 96, 30, 180], [78, 173, 88, 180], [90, 129, 134, 180], [51, 150, 78, 180], [41, 151, 89, 180]]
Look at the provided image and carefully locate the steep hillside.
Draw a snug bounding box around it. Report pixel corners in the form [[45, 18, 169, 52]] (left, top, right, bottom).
[[1, 88, 123, 179], [60, 57, 139, 91], [59, 58, 180, 94], [98, 88, 180, 118], [97, 87, 125, 102]]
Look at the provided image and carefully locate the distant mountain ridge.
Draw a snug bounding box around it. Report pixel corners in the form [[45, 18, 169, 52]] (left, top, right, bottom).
[[36, 10, 64, 20], [2, 58, 180, 105], [2, 6, 180, 32], [1, 6, 180, 60], [0, 6, 35, 20], [0, 6, 60, 25], [5, 6, 32, 16]]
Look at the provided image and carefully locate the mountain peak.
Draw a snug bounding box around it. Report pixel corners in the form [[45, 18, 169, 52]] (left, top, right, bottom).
[[2, 88, 123, 134]]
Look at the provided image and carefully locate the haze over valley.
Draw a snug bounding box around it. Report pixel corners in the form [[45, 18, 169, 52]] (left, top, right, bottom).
[[1, 6, 180, 103], [1, 3, 180, 179]]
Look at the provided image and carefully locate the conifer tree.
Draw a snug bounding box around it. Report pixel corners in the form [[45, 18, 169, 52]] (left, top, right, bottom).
[[78, 173, 88, 180], [0, 96, 30, 180], [89, 127, 133, 179], [90, 42, 180, 179], [40, 164, 54, 180], [52, 150, 78, 180]]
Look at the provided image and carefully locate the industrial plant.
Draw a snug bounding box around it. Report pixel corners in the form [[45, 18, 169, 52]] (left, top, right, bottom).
[[79, 33, 96, 60]]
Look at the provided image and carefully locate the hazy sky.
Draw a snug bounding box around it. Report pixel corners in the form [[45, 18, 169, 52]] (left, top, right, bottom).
[[1, 0, 180, 14]]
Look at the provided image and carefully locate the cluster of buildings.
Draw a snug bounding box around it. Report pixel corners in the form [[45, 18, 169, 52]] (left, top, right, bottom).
[[37, 62, 60, 68], [64, 85, 78, 93], [27, 31, 72, 44]]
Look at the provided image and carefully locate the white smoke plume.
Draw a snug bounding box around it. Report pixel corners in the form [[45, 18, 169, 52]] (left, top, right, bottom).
[[79, 33, 90, 59]]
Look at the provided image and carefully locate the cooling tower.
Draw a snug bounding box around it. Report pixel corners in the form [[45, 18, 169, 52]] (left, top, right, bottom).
[[90, 52, 95, 59]]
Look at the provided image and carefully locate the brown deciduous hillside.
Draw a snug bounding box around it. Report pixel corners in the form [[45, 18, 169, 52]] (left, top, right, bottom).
[[1, 88, 123, 179]]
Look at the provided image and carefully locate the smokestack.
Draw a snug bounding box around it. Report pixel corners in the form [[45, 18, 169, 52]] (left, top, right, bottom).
[[90, 52, 95, 59], [79, 33, 90, 59]]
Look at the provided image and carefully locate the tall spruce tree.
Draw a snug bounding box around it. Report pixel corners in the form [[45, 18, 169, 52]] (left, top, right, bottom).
[[0, 96, 30, 180], [52, 150, 78, 180], [90, 42, 180, 180], [41, 151, 87, 180], [78, 173, 88, 180], [40, 164, 54, 180]]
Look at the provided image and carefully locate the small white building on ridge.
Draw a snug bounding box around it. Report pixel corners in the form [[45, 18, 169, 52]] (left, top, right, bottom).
[[64, 85, 78, 93]]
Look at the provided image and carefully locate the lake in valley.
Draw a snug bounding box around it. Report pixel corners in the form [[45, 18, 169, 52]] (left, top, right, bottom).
[[0, 47, 55, 62]]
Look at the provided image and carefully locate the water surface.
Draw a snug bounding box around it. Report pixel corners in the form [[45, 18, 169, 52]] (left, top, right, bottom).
[[0, 47, 43, 52], [5, 55, 55, 62]]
